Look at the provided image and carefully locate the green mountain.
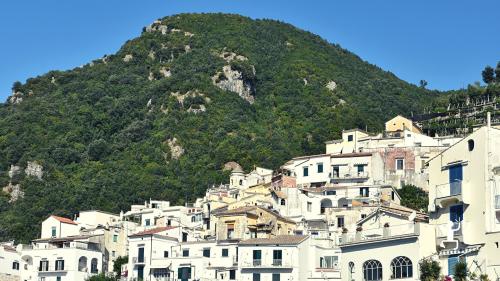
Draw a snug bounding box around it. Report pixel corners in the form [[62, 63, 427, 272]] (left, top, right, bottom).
[[0, 13, 442, 242]]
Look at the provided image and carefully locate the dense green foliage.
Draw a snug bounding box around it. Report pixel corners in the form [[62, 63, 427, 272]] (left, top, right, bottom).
[[86, 274, 116, 281], [398, 184, 429, 212], [0, 13, 439, 242], [419, 259, 441, 281], [453, 261, 468, 281], [113, 256, 128, 277]]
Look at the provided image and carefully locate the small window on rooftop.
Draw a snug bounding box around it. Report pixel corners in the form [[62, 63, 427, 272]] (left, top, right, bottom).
[[468, 139, 474, 151]]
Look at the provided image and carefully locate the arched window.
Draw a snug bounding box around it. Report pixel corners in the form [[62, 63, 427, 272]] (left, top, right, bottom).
[[348, 262, 355, 281], [363, 260, 382, 281], [191, 216, 196, 223], [90, 258, 98, 274], [78, 256, 88, 272], [280, 199, 286, 206], [391, 256, 413, 279], [320, 199, 333, 214]]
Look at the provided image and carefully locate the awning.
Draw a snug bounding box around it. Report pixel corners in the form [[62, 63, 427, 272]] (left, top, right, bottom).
[[439, 245, 482, 256]]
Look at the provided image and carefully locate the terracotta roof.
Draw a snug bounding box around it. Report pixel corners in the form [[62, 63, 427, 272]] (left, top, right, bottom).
[[216, 206, 295, 224], [33, 234, 98, 243], [357, 204, 428, 225], [51, 215, 78, 225], [2, 245, 17, 252], [239, 235, 308, 245], [130, 226, 177, 237], [330, 152, 372, 158]]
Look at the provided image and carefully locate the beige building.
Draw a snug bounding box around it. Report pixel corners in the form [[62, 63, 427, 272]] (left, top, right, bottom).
[[385, 115, 422, 134], [427, 123, 500, 278]]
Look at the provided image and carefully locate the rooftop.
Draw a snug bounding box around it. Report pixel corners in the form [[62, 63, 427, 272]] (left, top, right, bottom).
[[51, 215, 78, 225], [239, 235, 309, 246], [129, 226, 177, 237]]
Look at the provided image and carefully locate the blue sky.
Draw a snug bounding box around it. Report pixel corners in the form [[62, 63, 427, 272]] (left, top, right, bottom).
[[0, 0, 499, 101]]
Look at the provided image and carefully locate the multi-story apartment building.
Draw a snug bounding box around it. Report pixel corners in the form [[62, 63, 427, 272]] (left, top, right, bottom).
[[427, 122, 500, 278]]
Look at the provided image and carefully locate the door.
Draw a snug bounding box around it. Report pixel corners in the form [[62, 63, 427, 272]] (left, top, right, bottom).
[[449, 205, 463, 222], [138, 247, 144, 263], [449, 165, 463, 195]]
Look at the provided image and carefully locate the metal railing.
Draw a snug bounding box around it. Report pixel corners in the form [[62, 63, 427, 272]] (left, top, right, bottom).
[[241, 259, 292, 268], [435, 181, 462, 199], [329, 171, 369, 179]]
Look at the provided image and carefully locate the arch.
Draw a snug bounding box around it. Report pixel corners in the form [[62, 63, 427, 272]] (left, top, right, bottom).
[[320, 199, 333, 214], [338, 197, 348, 208], [90, 258, 98, 273], [391, 256, 413, 279], [78, 256, 88, 272], [363, 260, 382, 281]]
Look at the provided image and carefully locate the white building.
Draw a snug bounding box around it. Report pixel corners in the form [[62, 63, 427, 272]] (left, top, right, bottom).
[[427, 123, 500, 278], [0, 243, 21, 281]]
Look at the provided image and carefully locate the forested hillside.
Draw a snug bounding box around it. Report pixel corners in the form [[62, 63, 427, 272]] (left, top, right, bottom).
[[0, 13, 441, 242]]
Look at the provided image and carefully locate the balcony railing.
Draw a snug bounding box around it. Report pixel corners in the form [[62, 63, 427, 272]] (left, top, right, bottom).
[[330, 172, 369, 180], [132, 257, 145, 264], [434, 181, 464, 208], [38, 266, 67, 272], [339, 223, 420, 245], [241, 259, 292, 268]]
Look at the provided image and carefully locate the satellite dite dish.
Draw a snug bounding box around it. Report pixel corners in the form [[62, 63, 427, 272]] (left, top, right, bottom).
[[408, 211, 416, 222]]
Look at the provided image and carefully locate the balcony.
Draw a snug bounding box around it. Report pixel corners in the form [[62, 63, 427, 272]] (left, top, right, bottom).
[[38, 266, 67, 273], [132, 257, 145, 264], [436, 222, 463, 249], [241, 259, 292, 268], [434, 181, 464, 208], [339, 223, 420, 246], [329, 172, 369, 182]]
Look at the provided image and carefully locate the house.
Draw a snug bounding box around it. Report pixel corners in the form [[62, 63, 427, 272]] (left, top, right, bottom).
[[238, 235, 310, 281], [339, 205, 435, 281], [427, 122, 500, 278], [0, 242, 21, 281], [41, 215, 80, 239], [385, 115, 422, 134], [214, 206, 296, 240]]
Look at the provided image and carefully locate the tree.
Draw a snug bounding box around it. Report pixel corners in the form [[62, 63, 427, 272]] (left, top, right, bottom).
[[482, 66, 495, 84], [454, 260, 468, 281], [398, 184, 429, 212], [12, 81, 22, 92], [419, 258, 441, 281], [419, 80, 428, 89], [496, 62, 500, 82], [113, 256, 128, 277]]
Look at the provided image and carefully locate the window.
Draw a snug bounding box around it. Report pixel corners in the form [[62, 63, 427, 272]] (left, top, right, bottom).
[[222, 248, 229, 257], [144, 219, 150, 226], [182, 249, 189, 257], [396, 159, 404, 170], [320, 256, 338, 268], [280, 199, 286, 206], [55, 260, 65, 271], [363, 260, 382, 281], [317, 163, 324, 173], [138, 247, 145, 263], [356, 165, 365, 174], [191, 216, 196, 223], [337, 216, 345, 228], [113, 234, 118, 242], [325, 190, 336, 196], [167, 219, 172, 226], [229, 269, 236, 280], [332, 166, 340, 178], [39, 260, 49, 272], [468, 139, 474, 151], [391, 191, 395, 201], [137, 265, 144, 280], [203, 248, 210, 257], [448, 255, 462, 276], [227, 224, 235, 239], [348, 135, 354, 142], [360, 187, 369, 197], [112, 251, 116, 257], [51, 226, 57, 237], [178, 267, 191, 280], [307, 202, 312, 212], [163, 251, 169, 258], [361, 214, 367, 219], [253, 250, 262, 266], [273, 250, 282, 266], [239, 179, 243, 185], [303, 166, 309, 177], [78, 256, 87, 272], [12, 261, 19, 270], [253, 273, 261, 281], [90, 258, 98, 274], [272, 273, 280, 281], [182, 232, 188, 242], [391, 256, 413, 279], [56, 277, 61, 281]]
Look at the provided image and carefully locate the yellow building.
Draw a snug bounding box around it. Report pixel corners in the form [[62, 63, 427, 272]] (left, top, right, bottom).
[[214, 206, 296, 240], [385, 115, 422, 134]]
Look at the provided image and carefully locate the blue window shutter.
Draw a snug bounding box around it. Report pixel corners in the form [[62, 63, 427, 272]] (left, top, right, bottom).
[[448, 255, 459, 276]]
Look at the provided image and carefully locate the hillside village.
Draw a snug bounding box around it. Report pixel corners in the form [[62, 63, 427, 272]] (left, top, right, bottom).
[[1, 114, 500, 281]]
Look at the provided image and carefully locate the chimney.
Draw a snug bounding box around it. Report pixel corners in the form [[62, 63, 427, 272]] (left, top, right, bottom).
[[487, 111, 491, 128]]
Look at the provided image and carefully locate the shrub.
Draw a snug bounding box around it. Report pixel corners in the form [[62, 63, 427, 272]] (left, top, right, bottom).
[[419, 258, 441, 281]]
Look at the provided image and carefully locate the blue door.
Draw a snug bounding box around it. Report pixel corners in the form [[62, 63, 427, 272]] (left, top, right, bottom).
[[449, 165, 463, 195], [449, 205, 463, 222], [448, 255, 459, 276]]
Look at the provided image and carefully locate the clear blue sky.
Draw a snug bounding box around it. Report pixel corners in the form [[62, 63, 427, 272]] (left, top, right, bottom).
[[0, 0, 499, 101]]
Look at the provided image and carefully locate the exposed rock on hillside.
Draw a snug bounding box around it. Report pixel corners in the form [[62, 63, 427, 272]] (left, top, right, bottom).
[[123, 54, 134, 62], [326, 81, 337, 91], [166, 138, 184, 160], [25, 161, 43, 180], [212, 65, 255, 104], [8, 91, 23, 104]]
